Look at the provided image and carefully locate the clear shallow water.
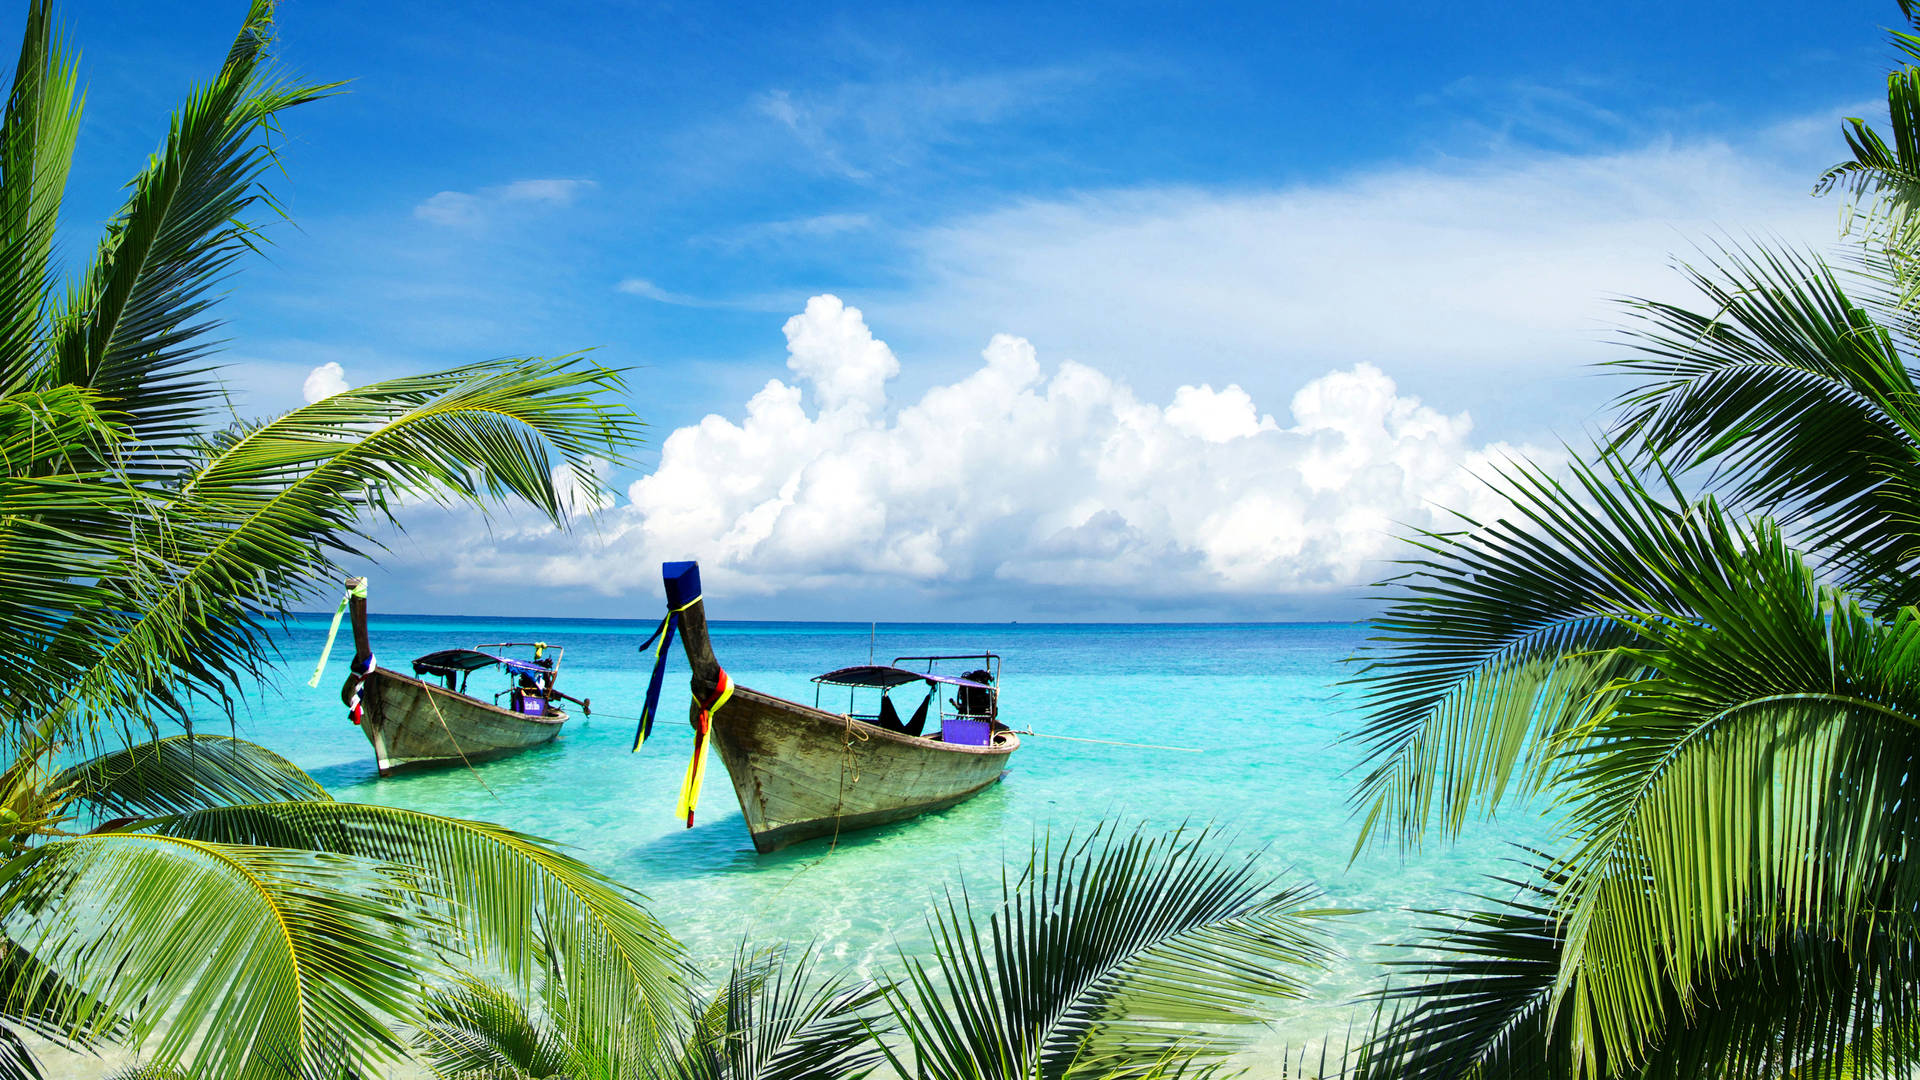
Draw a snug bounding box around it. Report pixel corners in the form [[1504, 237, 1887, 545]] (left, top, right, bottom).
[[95, 616, 1556, 1072]]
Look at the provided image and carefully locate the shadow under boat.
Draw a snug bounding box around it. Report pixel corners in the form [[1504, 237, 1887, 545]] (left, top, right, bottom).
[[621, 778, 1017, 879]]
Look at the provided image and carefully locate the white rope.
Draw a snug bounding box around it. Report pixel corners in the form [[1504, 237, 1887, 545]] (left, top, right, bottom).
[[1013, 729, 1202, 753]]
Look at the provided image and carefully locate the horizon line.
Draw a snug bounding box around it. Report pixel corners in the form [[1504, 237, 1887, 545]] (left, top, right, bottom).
[[288, 609, 1365, 628]]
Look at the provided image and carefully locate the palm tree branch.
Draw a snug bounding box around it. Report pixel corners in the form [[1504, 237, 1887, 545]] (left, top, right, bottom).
[[0, 831, 428, 1078], [39, 357, 638, 746], [133, 801, 689, 1044], [48, 734, 329, 820]]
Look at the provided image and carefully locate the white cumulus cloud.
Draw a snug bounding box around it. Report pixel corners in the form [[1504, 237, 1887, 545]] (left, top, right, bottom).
[[421, 296, 1542, 613], [301, 361, 349, 403], [1164, 383, 1276, 443], [781, 295, 900, 412]]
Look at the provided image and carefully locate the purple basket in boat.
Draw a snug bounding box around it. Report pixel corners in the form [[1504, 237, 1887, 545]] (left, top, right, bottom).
[[943, 717, 993, 746], [516, 694, 546, 717]]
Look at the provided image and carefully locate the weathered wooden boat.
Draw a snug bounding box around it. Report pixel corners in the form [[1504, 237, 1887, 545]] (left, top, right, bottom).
[[331, 577, 582, 775], [639, 560, 1018, 852]]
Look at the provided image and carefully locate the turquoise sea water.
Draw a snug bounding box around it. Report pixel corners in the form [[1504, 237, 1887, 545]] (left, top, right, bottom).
[[195, 616, 1550, 1069]]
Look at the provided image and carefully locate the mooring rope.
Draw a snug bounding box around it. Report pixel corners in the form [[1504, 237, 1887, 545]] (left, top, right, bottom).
[[421, 685, 500, 800], [1011, 729, 1202, 753]]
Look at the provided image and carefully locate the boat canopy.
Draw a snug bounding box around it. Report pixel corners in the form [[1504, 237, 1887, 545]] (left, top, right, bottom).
[[412, 648, 551, 679], [812, 665, 993, 691]]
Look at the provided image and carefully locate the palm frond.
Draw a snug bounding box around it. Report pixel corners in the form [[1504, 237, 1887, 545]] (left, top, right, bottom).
[[1542, 524, 1920, 1071], [49, 734, 328, 819], [673, 946, 888, 1080], [42, 356, 639, 748], [137, 801, 689, 1049], [1345, 862, 1920, 1080], [0, 1024, 43, 1080], [0, 832, 429, 1079], [1364, 868, 1582, 1080], [887, 826, 1340, 1080], [102, 1067, 189, 1080], [0, 387, 140, 730], [414, 977, 576, 1080], [1347, 451, 1714, 853], [1604, 243, 1920, 605], [1814, 66, 1920, 201], [0, 0, 81, 397], [43, 0, 334, 454]]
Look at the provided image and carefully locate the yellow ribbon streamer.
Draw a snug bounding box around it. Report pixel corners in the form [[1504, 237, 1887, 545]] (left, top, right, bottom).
[[676, 668, 732, 827], [307, 580, 367, 688]]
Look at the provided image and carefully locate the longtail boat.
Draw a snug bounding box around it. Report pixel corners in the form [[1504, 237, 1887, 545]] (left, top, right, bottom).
[[326, 577, 582, 775], [635, 560, 1018, 852]]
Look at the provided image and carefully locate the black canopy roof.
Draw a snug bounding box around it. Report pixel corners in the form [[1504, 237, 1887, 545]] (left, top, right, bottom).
[[812, 665, 993, 691], [412, 648, 550, 678]]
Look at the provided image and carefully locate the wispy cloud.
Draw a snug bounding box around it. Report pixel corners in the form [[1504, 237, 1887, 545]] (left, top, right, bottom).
[[699, 212, 876, 250], [613, 277, 803, 313], [614, 277, 709, 306], [879, 119, 1842, 441], [752, 64, 1106, 180], [414, 177, 597, 226]]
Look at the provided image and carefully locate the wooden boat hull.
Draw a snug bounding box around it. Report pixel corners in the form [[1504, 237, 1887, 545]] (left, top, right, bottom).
[[710, 685, 1018, 852], [361, 669, 566, 774]]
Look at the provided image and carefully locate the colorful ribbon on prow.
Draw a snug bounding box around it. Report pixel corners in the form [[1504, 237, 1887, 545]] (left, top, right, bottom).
[[677, 668, 732, 828], [633, 594, 702, 751]]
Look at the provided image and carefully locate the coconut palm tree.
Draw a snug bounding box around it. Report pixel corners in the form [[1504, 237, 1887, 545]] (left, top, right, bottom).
[[0, 2, 683, 1077], [1344, 9, 1920, 1076]]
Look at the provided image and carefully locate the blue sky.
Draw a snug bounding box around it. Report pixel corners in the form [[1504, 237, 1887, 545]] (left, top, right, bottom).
[[35, 1, 1897, 619]]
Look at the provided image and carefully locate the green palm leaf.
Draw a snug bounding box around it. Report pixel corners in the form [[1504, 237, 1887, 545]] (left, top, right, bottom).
[[43, 0, 333, 455], [50, 734, 328, 819], [0, 832, 428, 1078], [1344, 862, 1920, 1080], [0, 0, 80, 397], [416, 947, 884, 1080], [0, 387, 139, 731], [414, 977, 576, 1080], [137, 801, 689, 1047], [1542, 525, 1920, 1071], [1604, 243, 1920, 606], [1813, 10, 1920, 308], [673, 946, 888, 1080], [44, 356, 639, 748], [887, 827, 1341, 1080], [1348, 452, 1715, 854]]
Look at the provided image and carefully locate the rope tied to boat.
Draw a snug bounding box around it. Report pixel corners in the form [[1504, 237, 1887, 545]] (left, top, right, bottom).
[[676, 667, 732, 828], [631, 592, 705, 752], [307, 579, 367, 689]]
